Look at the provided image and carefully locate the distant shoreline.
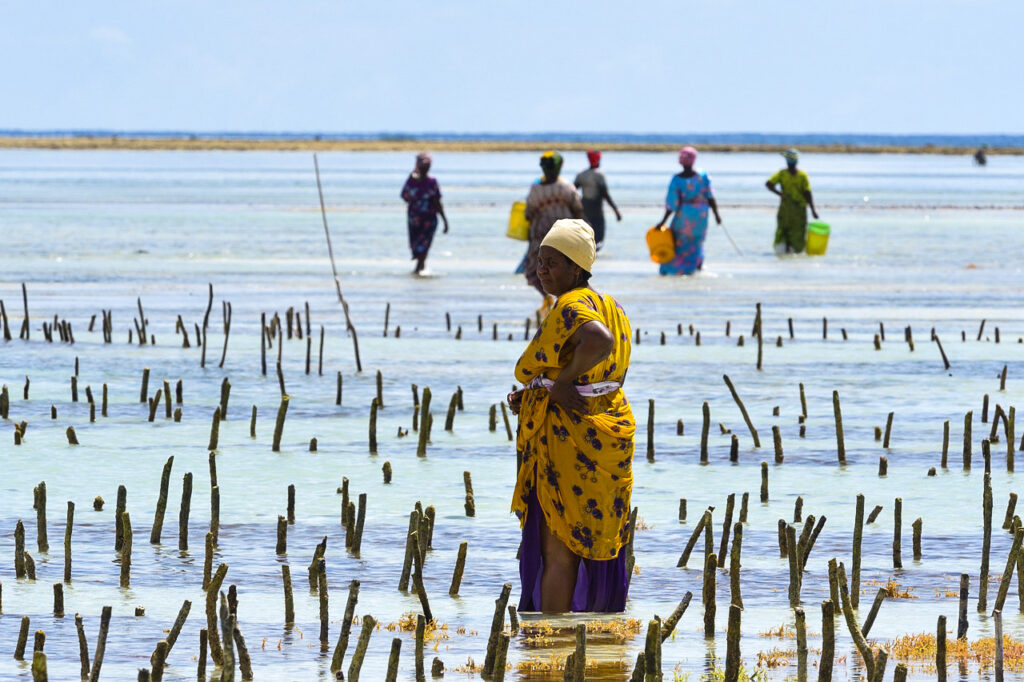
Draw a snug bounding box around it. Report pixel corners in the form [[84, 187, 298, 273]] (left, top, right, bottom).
[[0, 135, 1018, 155]]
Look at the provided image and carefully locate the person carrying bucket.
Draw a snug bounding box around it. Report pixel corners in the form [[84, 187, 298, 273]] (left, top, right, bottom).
[[765, 148, 819, 254]]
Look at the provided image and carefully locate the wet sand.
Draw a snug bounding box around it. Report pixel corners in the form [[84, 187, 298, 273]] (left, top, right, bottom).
[[0, 134, 1019, 155]]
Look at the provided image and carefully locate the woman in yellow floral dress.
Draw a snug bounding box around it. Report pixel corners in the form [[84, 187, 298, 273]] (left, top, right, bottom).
[[508, 218, 635, 612]]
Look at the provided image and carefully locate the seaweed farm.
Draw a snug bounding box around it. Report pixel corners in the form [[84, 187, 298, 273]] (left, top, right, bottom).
[[2, 149, 1024, 680]]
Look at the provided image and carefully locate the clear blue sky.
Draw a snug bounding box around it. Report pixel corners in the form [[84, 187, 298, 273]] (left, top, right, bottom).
[[2, 1, 1021, 134]]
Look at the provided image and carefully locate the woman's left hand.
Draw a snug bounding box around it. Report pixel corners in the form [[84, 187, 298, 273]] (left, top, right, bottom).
[[443, 217, 450, 234], [548, 380, 587, 415]]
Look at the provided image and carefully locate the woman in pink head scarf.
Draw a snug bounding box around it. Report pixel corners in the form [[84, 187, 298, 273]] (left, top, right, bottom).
[[653, 146, 722, 275], [401, 152, 449, 275]]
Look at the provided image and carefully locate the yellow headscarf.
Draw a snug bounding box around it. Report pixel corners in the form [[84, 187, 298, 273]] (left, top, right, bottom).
[[541, 218, 596, 272]]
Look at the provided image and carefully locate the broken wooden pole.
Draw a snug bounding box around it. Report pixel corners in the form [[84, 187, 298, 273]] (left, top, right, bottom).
[[482, 583, 512, 676], [150, 456, 174, 544], [346, 614, 377, 682], [723, 375, 760, 447], [272, 395, 289, 452], [833, 390, 846, 464]]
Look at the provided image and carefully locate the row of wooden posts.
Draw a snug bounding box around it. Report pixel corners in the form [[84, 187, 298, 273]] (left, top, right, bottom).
[[5, 283, 1021, 384]]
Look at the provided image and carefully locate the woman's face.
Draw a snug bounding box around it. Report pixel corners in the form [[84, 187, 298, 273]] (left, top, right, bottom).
[[537, 246, 580, 296], [417, 160, 431, 175]]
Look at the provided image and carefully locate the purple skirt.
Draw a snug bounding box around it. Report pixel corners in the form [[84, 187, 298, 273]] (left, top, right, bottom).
[[518, 491, 629, 612]]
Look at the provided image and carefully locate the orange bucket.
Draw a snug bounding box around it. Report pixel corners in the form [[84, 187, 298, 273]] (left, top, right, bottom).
[[646, 226, 675, 264]]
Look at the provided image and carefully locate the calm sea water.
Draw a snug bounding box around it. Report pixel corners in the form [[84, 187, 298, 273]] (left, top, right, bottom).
[[1, 149, 1024, 680]]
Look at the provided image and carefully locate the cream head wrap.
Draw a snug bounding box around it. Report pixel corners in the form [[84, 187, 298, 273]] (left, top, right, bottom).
[[541, 219, 596, 273]]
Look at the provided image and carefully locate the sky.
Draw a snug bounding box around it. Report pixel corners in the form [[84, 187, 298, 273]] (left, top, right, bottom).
[[2, 1, 1022, 135]]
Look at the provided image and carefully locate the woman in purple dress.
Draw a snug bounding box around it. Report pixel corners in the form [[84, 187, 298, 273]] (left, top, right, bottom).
[[401, 153, 449, 275]]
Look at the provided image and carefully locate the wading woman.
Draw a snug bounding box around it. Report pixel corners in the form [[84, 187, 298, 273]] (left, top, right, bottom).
[[508, 219, 635, 613], [653, 146, 721, 275], [765, 148, 818, 254], [401, 152, 449, 275], [524, 151, 583, 306]]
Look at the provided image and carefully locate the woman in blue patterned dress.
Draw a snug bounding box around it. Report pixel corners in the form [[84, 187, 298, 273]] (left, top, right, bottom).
[[401, 152, 449, 275], [653, 146, 722, 275]]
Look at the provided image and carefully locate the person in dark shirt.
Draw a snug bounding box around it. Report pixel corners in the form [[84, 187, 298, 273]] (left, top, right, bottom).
[[574, 151, 621, 250]]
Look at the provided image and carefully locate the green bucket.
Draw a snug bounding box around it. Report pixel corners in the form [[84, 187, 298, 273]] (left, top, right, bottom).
[[806, 221, 830, 255]]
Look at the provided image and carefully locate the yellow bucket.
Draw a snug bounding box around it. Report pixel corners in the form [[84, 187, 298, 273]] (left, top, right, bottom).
[[646, 226, 675, 264], [507, 201, 529, 240], [806, 221, 830, 255]]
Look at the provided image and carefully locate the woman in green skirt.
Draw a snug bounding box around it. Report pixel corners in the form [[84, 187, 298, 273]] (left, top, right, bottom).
[[765, 148, 819, 254]]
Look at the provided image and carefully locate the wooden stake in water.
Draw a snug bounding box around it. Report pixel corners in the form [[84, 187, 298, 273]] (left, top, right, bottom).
[[852, 494, 865, 609], [32, 482, 48, 554], [993, 528, 1024, 614], [836, 562, 877, 678], [760, 461, 769, 502], [892, 497, 903, 569], [957, 573, 969, 639], [119, 511, 132, 588], [272, 396, 289, 452], [368, 399, 379, 453], [114, 486, 126, 552], [150, 456, 174, 544], [63, 501, 74, 582], [703, 552, 717, 637], [208, 407, 221, 452], [205, 564, 229, 665], [330, 579, 360, 673], [416, 388, 432, 456], [178, 472, 192, 551], [718, 494, 734, 568], [980, 472, 993, 612], [723, 375, 760, 447], [701, 401, 710, 463], [317, 559, 329, 651], [729, 523, 743, 609], [833, 390, 846, 464], [964, 411, 973, 469], [449, 541, 468, 596], [937, 615, 948, 682], [313, 154, 363, 372], [787, 524, 801, 607], [646, 398, 655, 461], [676, 509, 709, 568], [482, 583, 512, 676], [346, 614, 376, 682], [281, 565, 294, 625]]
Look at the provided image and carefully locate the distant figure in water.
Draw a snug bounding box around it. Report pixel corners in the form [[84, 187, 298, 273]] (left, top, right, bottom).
[[765, 148, 819, 254], [653, 146, 721, 275], [525, 151, 583, 304], [974, 146, 988, 166], [574, 150, 621, 250], [507, 219, 634, 613], [401, 152, 448, 275]]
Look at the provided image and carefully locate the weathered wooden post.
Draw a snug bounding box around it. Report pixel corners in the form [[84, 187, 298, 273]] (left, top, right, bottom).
[[833, 391, 846, 464], [852, 494, 865, 608]]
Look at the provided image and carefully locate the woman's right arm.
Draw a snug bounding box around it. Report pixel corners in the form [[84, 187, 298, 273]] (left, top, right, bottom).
[[655, 208, 672, 228], [657, 177, 677, 227]]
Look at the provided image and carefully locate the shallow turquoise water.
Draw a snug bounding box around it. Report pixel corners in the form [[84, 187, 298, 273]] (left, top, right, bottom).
[[1, 149, 1024, 680]]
